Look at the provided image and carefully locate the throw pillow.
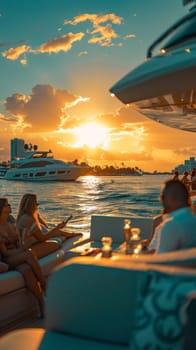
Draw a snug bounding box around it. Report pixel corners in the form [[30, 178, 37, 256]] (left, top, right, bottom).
[[129, 270, 196, 350]]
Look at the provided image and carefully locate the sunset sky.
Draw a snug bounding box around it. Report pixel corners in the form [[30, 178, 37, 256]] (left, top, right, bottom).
[[0, 0, 195, 172]]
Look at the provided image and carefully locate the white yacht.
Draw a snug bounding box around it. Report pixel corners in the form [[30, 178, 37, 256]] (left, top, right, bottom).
[[110, 2, 196, 133], [0, 162, 10, 178], [4, 149, 90, 182]]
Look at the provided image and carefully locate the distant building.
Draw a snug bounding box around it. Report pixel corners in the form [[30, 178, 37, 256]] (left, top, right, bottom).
[[11, 138, 25, 160], [173, 156, 196, 174]]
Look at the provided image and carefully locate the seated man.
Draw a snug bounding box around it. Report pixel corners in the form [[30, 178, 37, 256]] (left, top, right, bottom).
[[151, 179, 196, 254]]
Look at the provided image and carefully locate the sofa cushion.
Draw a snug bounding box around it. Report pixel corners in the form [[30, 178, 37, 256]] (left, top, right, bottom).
[[129, 269, 196, 350], [0, 234, 83, 296], [45, 257, 145, 346], [0, 269, 25, 296]]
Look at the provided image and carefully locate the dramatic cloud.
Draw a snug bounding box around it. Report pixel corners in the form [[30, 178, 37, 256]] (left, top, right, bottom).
[[3, 84, 88, 131]]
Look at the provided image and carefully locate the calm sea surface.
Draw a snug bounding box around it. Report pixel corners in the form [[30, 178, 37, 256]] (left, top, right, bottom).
[[0, 175, 170, 240]]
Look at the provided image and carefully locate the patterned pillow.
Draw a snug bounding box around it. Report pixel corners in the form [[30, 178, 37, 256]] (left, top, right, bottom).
[[129, 270, 196, 350]]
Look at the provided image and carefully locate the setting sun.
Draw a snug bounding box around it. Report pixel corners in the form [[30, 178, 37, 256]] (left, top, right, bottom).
[[74, 123, 108, 148]]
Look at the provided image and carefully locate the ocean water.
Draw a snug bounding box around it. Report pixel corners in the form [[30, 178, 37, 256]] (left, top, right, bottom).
[[0, 174, 170, 239]]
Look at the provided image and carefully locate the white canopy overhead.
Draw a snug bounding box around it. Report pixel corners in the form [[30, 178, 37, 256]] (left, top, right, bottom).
[[110, 7, 196, 132]]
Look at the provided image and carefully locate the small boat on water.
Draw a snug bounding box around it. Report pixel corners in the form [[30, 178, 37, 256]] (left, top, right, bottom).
[[0, 162, 10, 178], [1, 149, 90, 182]]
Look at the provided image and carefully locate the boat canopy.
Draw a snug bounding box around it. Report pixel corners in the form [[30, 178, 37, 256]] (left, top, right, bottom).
[[110, 6, 196, 132]]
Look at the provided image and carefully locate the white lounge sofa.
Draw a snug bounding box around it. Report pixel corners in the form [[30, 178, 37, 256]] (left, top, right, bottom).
[[0, 256, 195, 350], [0, 214, 154, 333], [0, 236, 82, 334]]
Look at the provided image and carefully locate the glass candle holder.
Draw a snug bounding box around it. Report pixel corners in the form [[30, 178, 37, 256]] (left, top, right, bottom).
[[101, 236, 112, 258], [124, 219, 131, 243], [130, 228, 141, 254], [133, 243, 142, 255], [131, 227, 141, 241]]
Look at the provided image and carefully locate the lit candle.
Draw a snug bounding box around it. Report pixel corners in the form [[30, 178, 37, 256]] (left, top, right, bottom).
[[101, 236, 112, 258], [124, 219, 131, 243], [133, 243, 142, 255], [102, 244, 112, 257], [131, 228, 140, 241], [132, 233, 139, 240]]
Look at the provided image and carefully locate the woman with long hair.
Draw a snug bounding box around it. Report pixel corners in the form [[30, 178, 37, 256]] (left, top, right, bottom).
[[0, 197, 45, 317], [16, 193, 74, 245]]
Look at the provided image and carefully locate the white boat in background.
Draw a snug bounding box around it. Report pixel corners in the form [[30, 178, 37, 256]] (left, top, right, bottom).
[[4, 149, 90, 182]]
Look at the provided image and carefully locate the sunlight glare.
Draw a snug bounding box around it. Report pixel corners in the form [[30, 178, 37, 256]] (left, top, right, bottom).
[[74, 122, 108, 148]]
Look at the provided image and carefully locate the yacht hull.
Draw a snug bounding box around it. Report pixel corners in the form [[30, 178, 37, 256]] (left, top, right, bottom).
[[4, 166, 89, 182]]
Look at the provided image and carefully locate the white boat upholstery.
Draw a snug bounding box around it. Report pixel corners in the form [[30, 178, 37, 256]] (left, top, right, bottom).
[[0, 256, 195, 350], [0, 236, 82, 333]]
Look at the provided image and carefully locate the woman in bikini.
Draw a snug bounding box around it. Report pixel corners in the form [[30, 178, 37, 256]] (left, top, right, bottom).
[[16, 193, 75, 245], [0, 197, 45, 317]]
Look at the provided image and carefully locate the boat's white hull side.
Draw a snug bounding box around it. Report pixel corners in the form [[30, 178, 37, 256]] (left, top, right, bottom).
[[4, 166, 89, 181]]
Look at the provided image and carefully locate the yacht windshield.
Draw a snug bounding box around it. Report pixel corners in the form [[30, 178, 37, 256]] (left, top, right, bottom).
[[147, 6, 196, 57]]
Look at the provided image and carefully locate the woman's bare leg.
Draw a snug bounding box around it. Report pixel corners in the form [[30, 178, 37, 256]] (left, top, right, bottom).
[[6, 250, 46, 290], [25, 250, 46, 290], [16, 264, 45, 318]]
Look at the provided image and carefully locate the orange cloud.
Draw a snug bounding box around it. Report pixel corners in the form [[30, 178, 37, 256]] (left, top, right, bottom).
[[2, 45, 30, 60], [38, 32, 84, 54], [2, 32, 84, 63], [64, 13, 122, 46], [88, 23, 118, 46], [1, 12, 123, 63], [64, 13, 122, 26]]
